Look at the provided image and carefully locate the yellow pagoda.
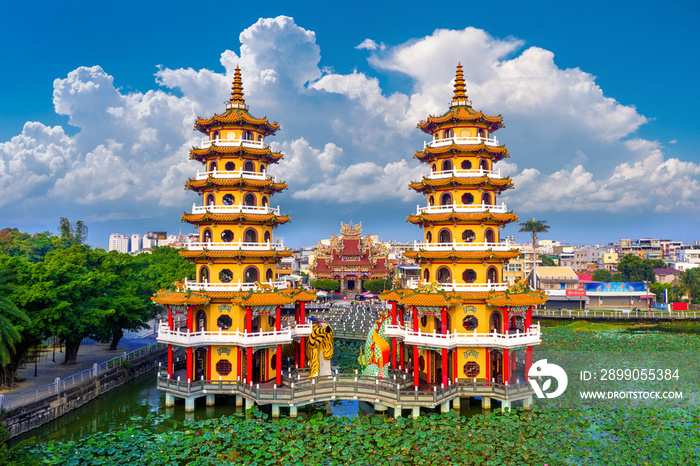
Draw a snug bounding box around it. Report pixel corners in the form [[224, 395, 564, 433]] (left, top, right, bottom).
[[381, 64, 546, 410], [152, 67, 315, 411]]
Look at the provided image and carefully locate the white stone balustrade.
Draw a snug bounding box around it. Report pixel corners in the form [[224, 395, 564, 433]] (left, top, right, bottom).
[[191, 204, 280, 215], [384, 324, 541, 349], [423, 168, 503, 180], [184, 279, 287, 292], [424, 136, 500, 149], [412, 240, 513, 251], [405, 279, 509, 292], [193, 169, 277, 182], [416, 203, 508, 215], [186, 240, 284, 251], [200, 138, 266, 149], [157, 322, 312, 347]]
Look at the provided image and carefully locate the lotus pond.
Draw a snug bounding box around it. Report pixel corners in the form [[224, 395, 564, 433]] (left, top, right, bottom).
[[5, 322, 700, 465]]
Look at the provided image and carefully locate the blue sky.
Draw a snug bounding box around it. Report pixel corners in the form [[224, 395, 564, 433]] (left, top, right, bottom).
[[1, 0, 699, 249]]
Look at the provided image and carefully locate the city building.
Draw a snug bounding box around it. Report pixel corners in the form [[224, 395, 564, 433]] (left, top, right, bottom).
[[152, 68, 316, 411], [108, 233, 130, 253], [130, 234, 141, 253], [530, 266, 587, 310], [653, 268, 681, 285], [309, 222, 393, 296], [380, 64, 545, 409]]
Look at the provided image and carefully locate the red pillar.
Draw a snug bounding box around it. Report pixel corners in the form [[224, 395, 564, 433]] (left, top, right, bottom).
[[453, 349, 458, 383], [485, 349, 490, 385], [300, 302, 306, 369], [167, 306, 173, 331], [503, 349, 509, 384], [391, 301, 397, 370], [245, 307, 252, 334], [526, 346, 533, 380], [246, 347, 253, 384], [187, 306, 194, 332], [237, 346, 242, 381], [441, 307, 448, 386], [503, 308, 510, 334], [186, 347, 193, 382], [275, 306, 282, 386], [525, 306, 533, 331], [167, 345, 173, 379], [206, 347, 211, 380], [412, 306, 419, 387], [399, 305, 405, 370]]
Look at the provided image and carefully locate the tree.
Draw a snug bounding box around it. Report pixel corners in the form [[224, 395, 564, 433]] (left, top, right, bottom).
[[55, 218, 88, 249], [591, 269, 613, 282], [363, 278, 393, 292], [649, 282, 673, 303], [518, 218, 549, 283], [616, 255, 664, 283], [540, 255, 556, 267], [611, 273, 627, 282], [312, 278, 340, 292], [672, 268, 700, 302], [0, 267, 30, 370]]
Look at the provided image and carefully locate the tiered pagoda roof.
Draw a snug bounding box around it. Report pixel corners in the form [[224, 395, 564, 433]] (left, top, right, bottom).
[[408, 175, 513, 194], [189, 146, 284, 164], [406, 211, 518, 226], [181, 212, 291, 225], [414, 143, 509, 163], [185, 177, 288, 193]]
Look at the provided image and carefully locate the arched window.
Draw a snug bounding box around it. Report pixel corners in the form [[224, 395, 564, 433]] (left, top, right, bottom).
[[199, 266, 209, 282], [461, 160, 472, 170], [202, 228, 212, 243], [264, 231, 271, 243], [442, 160, 453, 172], [262, 196, 268, 207], [211, 130, 220, 141], [244, 160, 255, 172], [482, 193, 492, 205], [461, 193, 474, 205], [462, 230, 475, 243], [244, 193, 256, 206], [485, 229, 495, 243], [438, 229, 451, 243], [266, 269, 273, 282], [245, 228, 258, 243], [243, 131, 253, 140], [477, 128, 486, 139], [206, 194, 215, 206], [431, 164, 437, 173], [221, 230, 233, 242], [429, 195, 435, 206], [425, 231, 432, 243], [258, 135, 263, 142], [437, 267, 451, 283], [487, 267, 498, 284], [244, 266, 259, 283], [225, 161, 235, 171], [480, 159, 489, 171], [443, 128, 454, 139], [196, 310, 206, 332], [463, 269, 477, 283], [260, 164, 266, 173], [440, 192, 452, 206], [423, 268, 430, 282], [209, 161, 217, 172], [222, 194, 235, 205]]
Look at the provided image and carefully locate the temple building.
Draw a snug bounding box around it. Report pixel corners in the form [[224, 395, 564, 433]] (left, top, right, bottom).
[[152, 67, 315, 411], [310, 222, 393, 296], [381, 64, 546, 409]]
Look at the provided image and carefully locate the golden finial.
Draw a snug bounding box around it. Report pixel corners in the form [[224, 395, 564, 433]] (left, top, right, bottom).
[[227, 66, 246, 110], [450, 62, 470, 108]]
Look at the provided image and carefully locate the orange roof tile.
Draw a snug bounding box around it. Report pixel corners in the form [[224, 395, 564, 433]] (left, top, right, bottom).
[[279, 289, 318, 302], [417, 106, 504, 134], [181, 213, 291, 225], [231, 291, 295, 307], [185, 178, 287, 193], [151, 290, 210, 306], [194, 110, 280, 136], [178, 249, 293, 260], [189, 145, 284, 163], [485, 291, 547, 307], [408, 176, 513, 194], [406, 212, 518, 225]]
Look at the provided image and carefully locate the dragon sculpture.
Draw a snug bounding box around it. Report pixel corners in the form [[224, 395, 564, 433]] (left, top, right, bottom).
[[358, 309, 391, 378]]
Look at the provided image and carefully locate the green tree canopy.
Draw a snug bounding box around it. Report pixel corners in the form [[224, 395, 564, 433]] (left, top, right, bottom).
[[591, 269, 613, 282], [363, 278, 393, 292], [616, 255, 665, 283], [0, 267, 30, 369], [312, 278, 340, 292], [540, 255, 556, 267], [672, 268, 700, 302]]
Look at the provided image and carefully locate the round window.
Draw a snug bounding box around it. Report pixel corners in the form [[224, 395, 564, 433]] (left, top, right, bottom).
[[221, 230, 233, 242], [217, 315, 232, 330], [462, 315, 478, 331], [216, 359, 232, 376], [222, 194, 235, 205], [225, 161, 235, 171], [463, 361, 480, 378], [462, 230, 475, 242], [462, 193, 474, 205], [219, 269, 233, 283], [461, 160, 472, 170], [463, 269, 477, 283]]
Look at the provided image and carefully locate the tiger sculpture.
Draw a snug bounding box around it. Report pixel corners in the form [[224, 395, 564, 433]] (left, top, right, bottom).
[[306, 320, 334, 378]]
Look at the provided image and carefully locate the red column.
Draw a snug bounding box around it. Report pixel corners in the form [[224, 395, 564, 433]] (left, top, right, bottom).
[[503, 349, 509, 384], [300, 302, 306, 369], [485, 349, 490, 385], [412, 306, 419, 387], [167, 306, 173, 331], [391, 301, 397, 370], [187, 306, 194, 332], [525, 306, 533, 331], [503, 308, 510, 334], [237, 346, 242, 381], [275, 306, 282, 385], [453, 349, 458, 383], [246, 348, 253, 384], [206, 348, 211, 380], [526, 346, 533, 380], [186, 347, 193, 382], [441, 308, 448, 386], [245, 307, 252, 334], [399, 305, 405, 370], [167, 345, 173, 379]]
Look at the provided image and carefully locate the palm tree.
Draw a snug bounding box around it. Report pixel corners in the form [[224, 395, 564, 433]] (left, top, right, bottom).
[[518, 218, 550, 288], [0, 270, 30, 369], [672, 268, 700, 302]]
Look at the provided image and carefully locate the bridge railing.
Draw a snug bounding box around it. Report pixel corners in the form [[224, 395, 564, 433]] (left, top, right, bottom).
[[156, 371, 533, 405]]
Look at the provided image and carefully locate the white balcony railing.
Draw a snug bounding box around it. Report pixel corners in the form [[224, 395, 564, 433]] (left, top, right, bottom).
[[383, 324, 541, 349], [405, 280, 509, 292], [200, 138, 266, 149], [423, 168, 503, 180], [186, 240, 284, 251], [193, 169, 277, 182], [412, 240, 513, 251], [157, 322, 312, 348], [191, 204, 280, 216], [184, 279, 288, 292], [416, 203, 508, 215], [424, 136, 500, 149]]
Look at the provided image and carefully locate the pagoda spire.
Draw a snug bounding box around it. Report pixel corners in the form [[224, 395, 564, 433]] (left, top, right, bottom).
[[227, 66, 247, 110], [450, 62, 471, 108]]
